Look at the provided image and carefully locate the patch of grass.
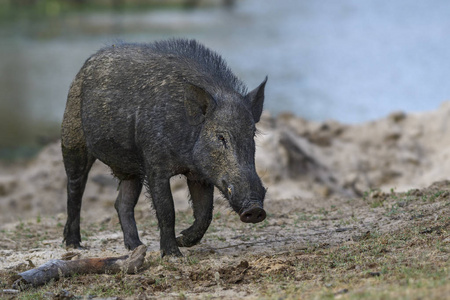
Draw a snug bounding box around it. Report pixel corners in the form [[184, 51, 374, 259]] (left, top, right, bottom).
[[185, 256, 199, 265], [259, 216, 449, 299], [318, 207, 329, 216], [429, 190, 448, 202], [257, 219, 269, 229], [0, 0, 196, 23], [294, 212, 318, 224], [363, 188, 387, 208], [385, 203, 402, 217]]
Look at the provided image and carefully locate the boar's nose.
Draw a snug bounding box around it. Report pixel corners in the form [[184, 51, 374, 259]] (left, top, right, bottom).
[[240, 207, 266, 223]]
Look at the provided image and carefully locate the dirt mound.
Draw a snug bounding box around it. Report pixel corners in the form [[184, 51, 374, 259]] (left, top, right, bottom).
[[256, 101, 450, 198]]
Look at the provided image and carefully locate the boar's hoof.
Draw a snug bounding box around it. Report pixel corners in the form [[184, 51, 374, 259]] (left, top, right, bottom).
[[176, 235, 201, 248], [125, 240, 144, 251], [161, 248, 183, 258], [240, 207, 266, 223], [65, 242, 86, 250]]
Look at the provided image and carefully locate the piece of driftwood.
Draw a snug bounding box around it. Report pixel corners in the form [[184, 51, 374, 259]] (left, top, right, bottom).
[[13, 245, 147, 289], [279, 129, 359, 197]]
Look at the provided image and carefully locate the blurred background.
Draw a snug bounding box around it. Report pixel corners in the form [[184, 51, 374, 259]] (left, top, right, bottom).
[[1, 0, 450, 160]]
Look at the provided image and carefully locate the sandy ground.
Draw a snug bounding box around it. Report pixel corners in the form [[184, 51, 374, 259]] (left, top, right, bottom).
[[1, 104, 450, 298]]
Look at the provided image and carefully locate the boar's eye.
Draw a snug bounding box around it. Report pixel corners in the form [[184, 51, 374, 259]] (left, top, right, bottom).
[[217, 134, 227, 148]]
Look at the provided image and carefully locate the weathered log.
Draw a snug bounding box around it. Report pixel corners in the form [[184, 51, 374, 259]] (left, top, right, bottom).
[[279, 129, 360, 197], [12, 245, 147, 289]]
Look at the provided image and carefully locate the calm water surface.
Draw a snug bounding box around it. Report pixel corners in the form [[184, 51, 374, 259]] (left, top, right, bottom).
[[1, 0, 450, 155]]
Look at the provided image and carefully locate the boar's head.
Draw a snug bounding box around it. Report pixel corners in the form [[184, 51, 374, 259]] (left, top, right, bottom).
[[185, 77, 268, 223]]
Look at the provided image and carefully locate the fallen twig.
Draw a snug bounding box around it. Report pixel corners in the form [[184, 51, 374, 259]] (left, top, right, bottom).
[[12, 245, 147, 289], [209, 237, 297, 251]]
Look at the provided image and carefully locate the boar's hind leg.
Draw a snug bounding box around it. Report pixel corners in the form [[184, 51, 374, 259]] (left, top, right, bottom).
[[147, 176, 182, 257], [63, 146, 95, 248], [114, 178, 143, 250], [177, 179, 214, 247]]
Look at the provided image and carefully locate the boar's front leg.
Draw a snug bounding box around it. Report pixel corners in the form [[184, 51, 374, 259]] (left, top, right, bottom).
[[177, 179, 214, 247], [147, 176, 182, 257], [114, 178, 143, 250]]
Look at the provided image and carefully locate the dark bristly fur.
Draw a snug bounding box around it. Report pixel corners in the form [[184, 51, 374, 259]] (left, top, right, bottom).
[[150, 39, 248, 96], [61, 38, 267, 257]]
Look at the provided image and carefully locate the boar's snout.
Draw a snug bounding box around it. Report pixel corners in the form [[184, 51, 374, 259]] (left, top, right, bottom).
[[240, 206, 266, 223]]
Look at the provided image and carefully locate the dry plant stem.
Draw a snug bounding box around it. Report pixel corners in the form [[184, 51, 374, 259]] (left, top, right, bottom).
[[13, 245, 147, 289]]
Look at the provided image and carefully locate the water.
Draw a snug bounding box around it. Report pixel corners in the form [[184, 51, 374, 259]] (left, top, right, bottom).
[[1, 0, 450, 155]]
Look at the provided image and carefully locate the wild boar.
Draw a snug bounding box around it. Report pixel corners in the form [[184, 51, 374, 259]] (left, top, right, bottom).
[[61, 39, 267, 256]]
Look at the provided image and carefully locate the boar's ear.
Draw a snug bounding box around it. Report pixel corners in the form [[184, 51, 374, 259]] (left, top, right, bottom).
[[184, 83, 216, 125], [245, 76, 267, 123]]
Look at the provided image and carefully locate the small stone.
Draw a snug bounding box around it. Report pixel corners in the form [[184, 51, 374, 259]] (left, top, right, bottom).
[[316, 186, 331, 198], [388, 111, 407, 123], [214, 272, 221, 282], [335, 288, 349, 295]]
